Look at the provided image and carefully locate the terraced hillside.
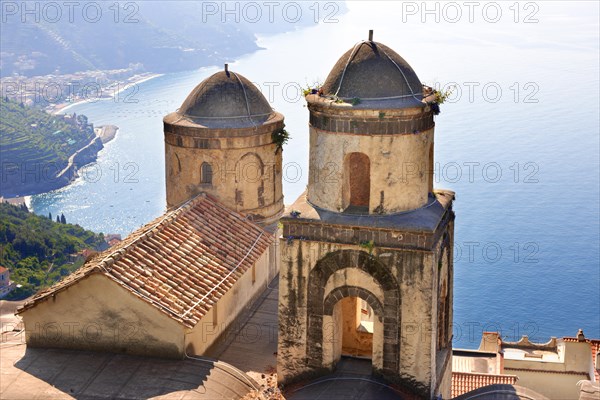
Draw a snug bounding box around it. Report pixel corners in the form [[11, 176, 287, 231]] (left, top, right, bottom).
[[0, 98, 101, 197]]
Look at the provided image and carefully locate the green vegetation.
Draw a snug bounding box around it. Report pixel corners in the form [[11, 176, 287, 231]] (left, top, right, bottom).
[[359, 240, 375, 255], [272, 126, 291, 154], [0, 202, 105, 299], [424, 85, 455, 116]]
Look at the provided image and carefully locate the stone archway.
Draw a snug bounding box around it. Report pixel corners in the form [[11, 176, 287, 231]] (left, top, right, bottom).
[[306, 250, 400, 374], [322, 285, 385, 370], [323, 286, 384, 319]]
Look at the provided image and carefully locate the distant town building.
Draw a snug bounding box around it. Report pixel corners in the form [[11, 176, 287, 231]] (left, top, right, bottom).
[[107, 238, 121, 247], [0, 266, 15, 298], [103, 233, 122, 243]]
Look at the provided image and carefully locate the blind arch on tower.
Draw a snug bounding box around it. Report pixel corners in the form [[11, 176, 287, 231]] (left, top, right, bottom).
[[343, 152, 370, 211]]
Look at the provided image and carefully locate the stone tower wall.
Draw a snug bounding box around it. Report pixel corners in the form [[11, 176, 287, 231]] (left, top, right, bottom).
[[163, 113, 284, 225], [306, 99, 435, 214], [277, 212, 454, 398]]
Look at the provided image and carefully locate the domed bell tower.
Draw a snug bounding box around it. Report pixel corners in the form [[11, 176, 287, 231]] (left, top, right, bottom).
[[163, 65, 284, 227], [306, 29, 434, 214], [277, 31, 455, 399]]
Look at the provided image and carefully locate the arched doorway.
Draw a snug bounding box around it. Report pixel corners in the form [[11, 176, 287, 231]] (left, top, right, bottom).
[[306, 250, 400, 375], [322, 286, 384, 371], [343, 153, 370, 212]]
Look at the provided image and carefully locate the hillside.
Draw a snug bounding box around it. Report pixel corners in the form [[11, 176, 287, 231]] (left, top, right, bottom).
[[0, 202, 106, 299], [0, 1, 344, 77], [0, 98, 102, 197]]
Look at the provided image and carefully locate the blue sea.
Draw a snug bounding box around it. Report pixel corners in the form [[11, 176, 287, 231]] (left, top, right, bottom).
[[30, 2, 599, 348]]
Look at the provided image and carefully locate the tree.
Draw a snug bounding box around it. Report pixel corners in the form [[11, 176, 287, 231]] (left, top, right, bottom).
[[48, 212, 52, 220], [56, 216, 60, 223], [60, 213, 66, 224]]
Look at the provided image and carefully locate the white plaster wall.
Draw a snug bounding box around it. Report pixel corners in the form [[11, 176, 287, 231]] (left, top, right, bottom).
[[186, 245, 272, 355], [21, 274, 185, 358]]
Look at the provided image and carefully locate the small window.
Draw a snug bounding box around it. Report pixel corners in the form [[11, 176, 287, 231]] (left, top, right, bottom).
[[201, 162, 213, 184]]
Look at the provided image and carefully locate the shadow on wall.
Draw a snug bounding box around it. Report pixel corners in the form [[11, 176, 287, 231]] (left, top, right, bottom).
[[13, 347, 256, 399]]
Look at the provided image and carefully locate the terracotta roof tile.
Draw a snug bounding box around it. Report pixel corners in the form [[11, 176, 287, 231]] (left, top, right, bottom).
[[17, 194, 272, 328], [452, 372, 518, 398]]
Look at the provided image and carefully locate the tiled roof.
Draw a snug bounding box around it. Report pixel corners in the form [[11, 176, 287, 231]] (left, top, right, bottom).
[[452, 372, 518, 398], [563, 336, 600, 381], [17, 194, 272, 328], [0, 266, 7, 273]]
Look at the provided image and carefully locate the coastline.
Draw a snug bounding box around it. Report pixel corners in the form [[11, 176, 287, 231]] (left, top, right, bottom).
[[2, 124, 119, 206], [6, 73, 160, 205], [50, 72, 163, 115], [3, 72, 159, 206], [95, 125, 119, 144]]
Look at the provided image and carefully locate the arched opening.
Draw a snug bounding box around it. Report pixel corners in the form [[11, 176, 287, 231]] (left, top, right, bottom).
[[341, 297, 374, 358], [322, 287, 384, 371], [200, 162, 213, 185], [343, 152, 370, 213], [307, 250, 400, 375], [236, 153, 265, 210]]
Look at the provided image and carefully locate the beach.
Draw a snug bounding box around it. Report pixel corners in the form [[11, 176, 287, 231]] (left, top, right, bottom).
[[50, 72, 163, 115]]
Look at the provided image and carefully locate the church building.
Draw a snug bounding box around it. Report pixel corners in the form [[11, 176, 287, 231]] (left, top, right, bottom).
[[16, 67, 284, 358]]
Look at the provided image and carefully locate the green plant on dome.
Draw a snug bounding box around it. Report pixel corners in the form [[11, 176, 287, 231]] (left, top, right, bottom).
[[272, 126, 290, 154]]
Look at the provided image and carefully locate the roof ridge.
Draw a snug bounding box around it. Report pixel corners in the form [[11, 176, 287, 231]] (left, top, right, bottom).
[[17, 193, 274, 329], [98, 194, 203, 272], [202, 192, 267, 236]]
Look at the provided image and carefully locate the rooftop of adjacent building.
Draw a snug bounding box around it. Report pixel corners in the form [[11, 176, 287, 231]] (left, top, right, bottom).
[[0, 338, 259, 399], [16, 193, 272, 329], [452, 330, 600, 398]]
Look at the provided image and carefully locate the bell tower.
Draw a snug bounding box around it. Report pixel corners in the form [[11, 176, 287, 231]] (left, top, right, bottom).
[[277, 32, 455, 399], [163, 65, 284, 226]]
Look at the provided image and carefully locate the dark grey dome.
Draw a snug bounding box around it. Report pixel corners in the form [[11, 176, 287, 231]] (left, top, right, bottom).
[[321, 41, 423, 102], [178, 70, 273, 128]]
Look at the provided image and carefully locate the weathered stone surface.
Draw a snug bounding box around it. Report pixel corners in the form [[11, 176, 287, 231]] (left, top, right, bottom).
[[163, 70, 284, 226], [278, 37, 455, 399]]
